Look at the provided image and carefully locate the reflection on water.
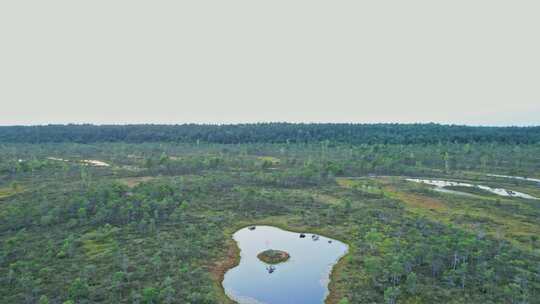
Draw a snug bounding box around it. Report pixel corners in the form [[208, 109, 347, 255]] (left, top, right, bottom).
[[407, 178, 538, 199], [486, 174, 540, 185], [223, 226, 348, 304]]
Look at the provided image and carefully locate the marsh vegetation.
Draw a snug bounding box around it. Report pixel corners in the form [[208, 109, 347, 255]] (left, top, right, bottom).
[[257, 249, 290, 264], [0, 124, 539, 303]]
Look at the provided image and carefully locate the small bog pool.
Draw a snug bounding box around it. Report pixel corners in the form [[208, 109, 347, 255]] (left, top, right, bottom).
[[222, 225, 349, 304]]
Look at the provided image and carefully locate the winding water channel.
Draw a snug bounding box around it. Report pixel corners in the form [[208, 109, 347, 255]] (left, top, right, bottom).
[[406, 178, 538, 199], [223, 226, 348, 304]]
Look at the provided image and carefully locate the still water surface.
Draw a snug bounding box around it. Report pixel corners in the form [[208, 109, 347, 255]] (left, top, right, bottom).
[[223, 226, 348, 304], [406, 178, 538, 199]]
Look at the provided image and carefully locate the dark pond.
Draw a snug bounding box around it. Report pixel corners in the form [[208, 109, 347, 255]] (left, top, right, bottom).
[[222, 225, 348, 304]]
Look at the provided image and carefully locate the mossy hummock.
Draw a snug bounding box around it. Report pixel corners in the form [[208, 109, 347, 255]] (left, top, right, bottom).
[[257, 249, 290, 264]]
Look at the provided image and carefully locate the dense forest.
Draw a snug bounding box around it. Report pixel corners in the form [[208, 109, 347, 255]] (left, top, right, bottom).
[[1, 123, 540, 144], [1, 125, 539, 304]]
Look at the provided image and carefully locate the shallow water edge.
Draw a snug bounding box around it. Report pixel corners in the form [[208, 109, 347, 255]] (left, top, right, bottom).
[[212, 222, 352, 304]]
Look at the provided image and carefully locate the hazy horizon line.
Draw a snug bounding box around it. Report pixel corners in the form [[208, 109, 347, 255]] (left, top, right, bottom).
[[1, 122, 538, 128]]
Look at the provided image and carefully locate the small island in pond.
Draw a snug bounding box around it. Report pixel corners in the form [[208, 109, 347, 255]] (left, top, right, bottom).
[[257, 249, 290, 264]]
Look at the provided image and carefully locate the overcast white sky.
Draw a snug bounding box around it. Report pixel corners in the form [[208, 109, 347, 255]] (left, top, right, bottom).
[[0, 1, 539, 126]]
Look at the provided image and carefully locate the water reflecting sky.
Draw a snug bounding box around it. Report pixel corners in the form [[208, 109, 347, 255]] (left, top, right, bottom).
[[223, 226, 348, 304]]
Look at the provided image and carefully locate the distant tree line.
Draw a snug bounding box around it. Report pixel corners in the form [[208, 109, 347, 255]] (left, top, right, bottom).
[[1, 123, 539, 144]]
